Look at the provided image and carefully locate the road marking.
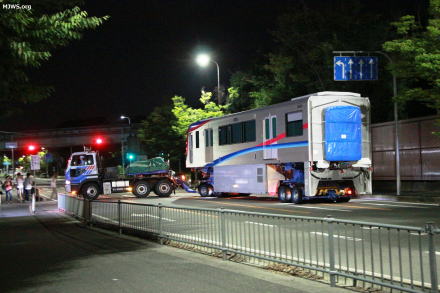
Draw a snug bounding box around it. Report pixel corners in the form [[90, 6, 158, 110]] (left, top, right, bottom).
[[245, 221, 276, 228], [361, 226, 379, 230], [210, 201, 310, 214], [288, 205, 351, 212], [352, 199, 439, 207], [310, 231, 362, 241], [321, 204, 391, 211], [410, 232, 428, 236], [360, 203, 427, 209], [424, 251, 440, 255], [131, 213, 175, 222]]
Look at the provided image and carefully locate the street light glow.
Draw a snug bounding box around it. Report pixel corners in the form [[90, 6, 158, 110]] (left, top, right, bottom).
[[196, 53, 211, 67], [120, 115, 126, 119]]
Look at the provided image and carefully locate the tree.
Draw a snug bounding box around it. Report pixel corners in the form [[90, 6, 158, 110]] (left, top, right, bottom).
[[382, 0, 440, 113], [137, 104, 183, 162], [171, 91, 226, 139], [0, 0, 108, 115], [228, 0, 428, 122]]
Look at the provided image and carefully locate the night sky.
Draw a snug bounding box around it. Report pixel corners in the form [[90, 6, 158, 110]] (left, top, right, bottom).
[[4, 0, 292, 131]]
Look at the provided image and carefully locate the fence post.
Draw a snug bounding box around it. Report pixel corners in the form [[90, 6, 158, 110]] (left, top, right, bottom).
[[83, 199, 91, 225], [327, 215, 337, 287], [118, 200, 122, 235], [426, 222, 438, 293], [158, 203, 163, 245], [220, 208, 227, 260]]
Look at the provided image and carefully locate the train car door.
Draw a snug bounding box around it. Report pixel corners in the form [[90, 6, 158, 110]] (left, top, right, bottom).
[[204, 128, 213, 163], [263, 115, 278, 159]]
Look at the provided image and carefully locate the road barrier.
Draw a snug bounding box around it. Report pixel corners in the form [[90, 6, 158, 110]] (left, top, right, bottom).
[[58, 194, 439, 293]]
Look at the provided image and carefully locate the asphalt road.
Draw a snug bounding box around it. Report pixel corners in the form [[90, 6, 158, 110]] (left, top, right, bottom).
[[95, 191, 440, 227], [0, 202, 349, 293]]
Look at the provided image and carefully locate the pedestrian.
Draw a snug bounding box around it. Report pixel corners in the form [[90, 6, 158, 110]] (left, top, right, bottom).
[[24, 173, 34, 201], [4, 176, 13, 202], [50, 174, 58, 200], [15, 172, 24, 202]]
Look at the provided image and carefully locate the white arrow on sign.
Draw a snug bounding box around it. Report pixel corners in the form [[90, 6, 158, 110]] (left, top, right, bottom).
[[348, 59, 354, 79], [369, 58, 375, 79], [359, 59, 364, 79], [336, 60, 345, 79]]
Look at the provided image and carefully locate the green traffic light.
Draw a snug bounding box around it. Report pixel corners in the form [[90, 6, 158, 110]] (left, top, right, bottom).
[[127, 153, 135, 160]]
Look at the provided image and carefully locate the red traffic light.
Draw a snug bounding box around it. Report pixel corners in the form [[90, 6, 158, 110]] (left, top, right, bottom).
[[93, 136, 105, 146], [25, 143, 39, 154]]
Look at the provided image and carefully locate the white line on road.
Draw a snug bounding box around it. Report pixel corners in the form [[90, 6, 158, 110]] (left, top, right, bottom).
[[424, 251, 440, 256], [131, 213, 176, 222], [245, 221, 276, 228], [361, 226, 379, 230], [352, 200, 439, 207], [310, 231, 362, 241], [288, 205, 351, 212], [360, 203, 427, 209]]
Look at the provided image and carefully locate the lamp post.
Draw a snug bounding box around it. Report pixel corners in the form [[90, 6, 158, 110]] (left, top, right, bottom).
[[333, 50, 400, 195], [120, 115, 131, 175], [196, 53, 221, 104]]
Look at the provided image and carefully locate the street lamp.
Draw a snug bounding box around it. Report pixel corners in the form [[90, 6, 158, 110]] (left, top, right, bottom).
[[333, 50, 401, 195], [196, 53, 221, 104], [120, 115, 131, 126]]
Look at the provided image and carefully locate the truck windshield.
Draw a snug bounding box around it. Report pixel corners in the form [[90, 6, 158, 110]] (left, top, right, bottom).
[[71, 155, 94, 166]]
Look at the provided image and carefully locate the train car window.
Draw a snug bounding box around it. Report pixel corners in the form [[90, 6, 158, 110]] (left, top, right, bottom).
[[286, 111, 303, 137], [195, 131, 200, 148], [231, 122, 242, 144], [265, 118, 270, 139], [272, 117, 277, 137], [219, 126, 228, 145], [243, 120, 256, 142], [205, 129, 209, 147], [209, 129, 214, 146]]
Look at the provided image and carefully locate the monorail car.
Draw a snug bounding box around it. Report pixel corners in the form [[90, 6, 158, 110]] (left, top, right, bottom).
[[186, 91, 372, 203]]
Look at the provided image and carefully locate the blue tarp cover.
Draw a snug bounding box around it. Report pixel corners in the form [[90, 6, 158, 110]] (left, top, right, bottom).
[[324, 106, 362, 161]]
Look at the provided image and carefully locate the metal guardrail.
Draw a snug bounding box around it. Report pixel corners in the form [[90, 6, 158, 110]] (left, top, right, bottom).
[[58, 194, 439, 293]]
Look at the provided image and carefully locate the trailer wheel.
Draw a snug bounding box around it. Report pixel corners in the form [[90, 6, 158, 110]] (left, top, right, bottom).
[[291, 187, 302, 204], [133, 181, 151, 198], [81, 183, 100, 200], [155, 180, 173, 197], [198, 183, 213, 197], [278, 185, 291, 203]]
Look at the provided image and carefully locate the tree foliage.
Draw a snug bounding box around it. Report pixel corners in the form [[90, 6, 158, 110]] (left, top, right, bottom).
[[0, 0, 108, 115], [137, 104, 183, 161], [171, 91, 226, 138], [383, 0, 440, 112], [228, 0, 428, 122]]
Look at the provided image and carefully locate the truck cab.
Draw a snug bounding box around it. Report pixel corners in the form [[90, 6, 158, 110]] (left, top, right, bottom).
[[65, 151, 101, 199]]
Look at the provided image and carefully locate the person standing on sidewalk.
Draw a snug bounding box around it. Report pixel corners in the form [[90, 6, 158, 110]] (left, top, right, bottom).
[[50, 174, 58, 200], [15, 172, 24, 202], [24, 173, 34, 201], [4, 176, 13, 202]]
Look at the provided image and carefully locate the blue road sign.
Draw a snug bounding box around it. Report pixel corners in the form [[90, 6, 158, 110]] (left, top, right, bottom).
[[334, 56, 378, 81]]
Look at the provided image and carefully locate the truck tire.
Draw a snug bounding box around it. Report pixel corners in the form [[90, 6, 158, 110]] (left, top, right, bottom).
[[81, 183, 100, 200], [291, 187, 302, 204], [133, 181, 151, 198], [277, 185, 291, 203], [198, 183, 213, 197], [155, 180, 173, 197]]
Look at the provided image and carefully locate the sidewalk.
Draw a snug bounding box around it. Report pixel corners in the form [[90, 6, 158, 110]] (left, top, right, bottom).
[[0, 202, 353, 293]]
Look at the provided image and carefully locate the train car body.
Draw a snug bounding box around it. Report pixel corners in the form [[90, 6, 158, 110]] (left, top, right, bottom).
[[186, 91, 372, 203]]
